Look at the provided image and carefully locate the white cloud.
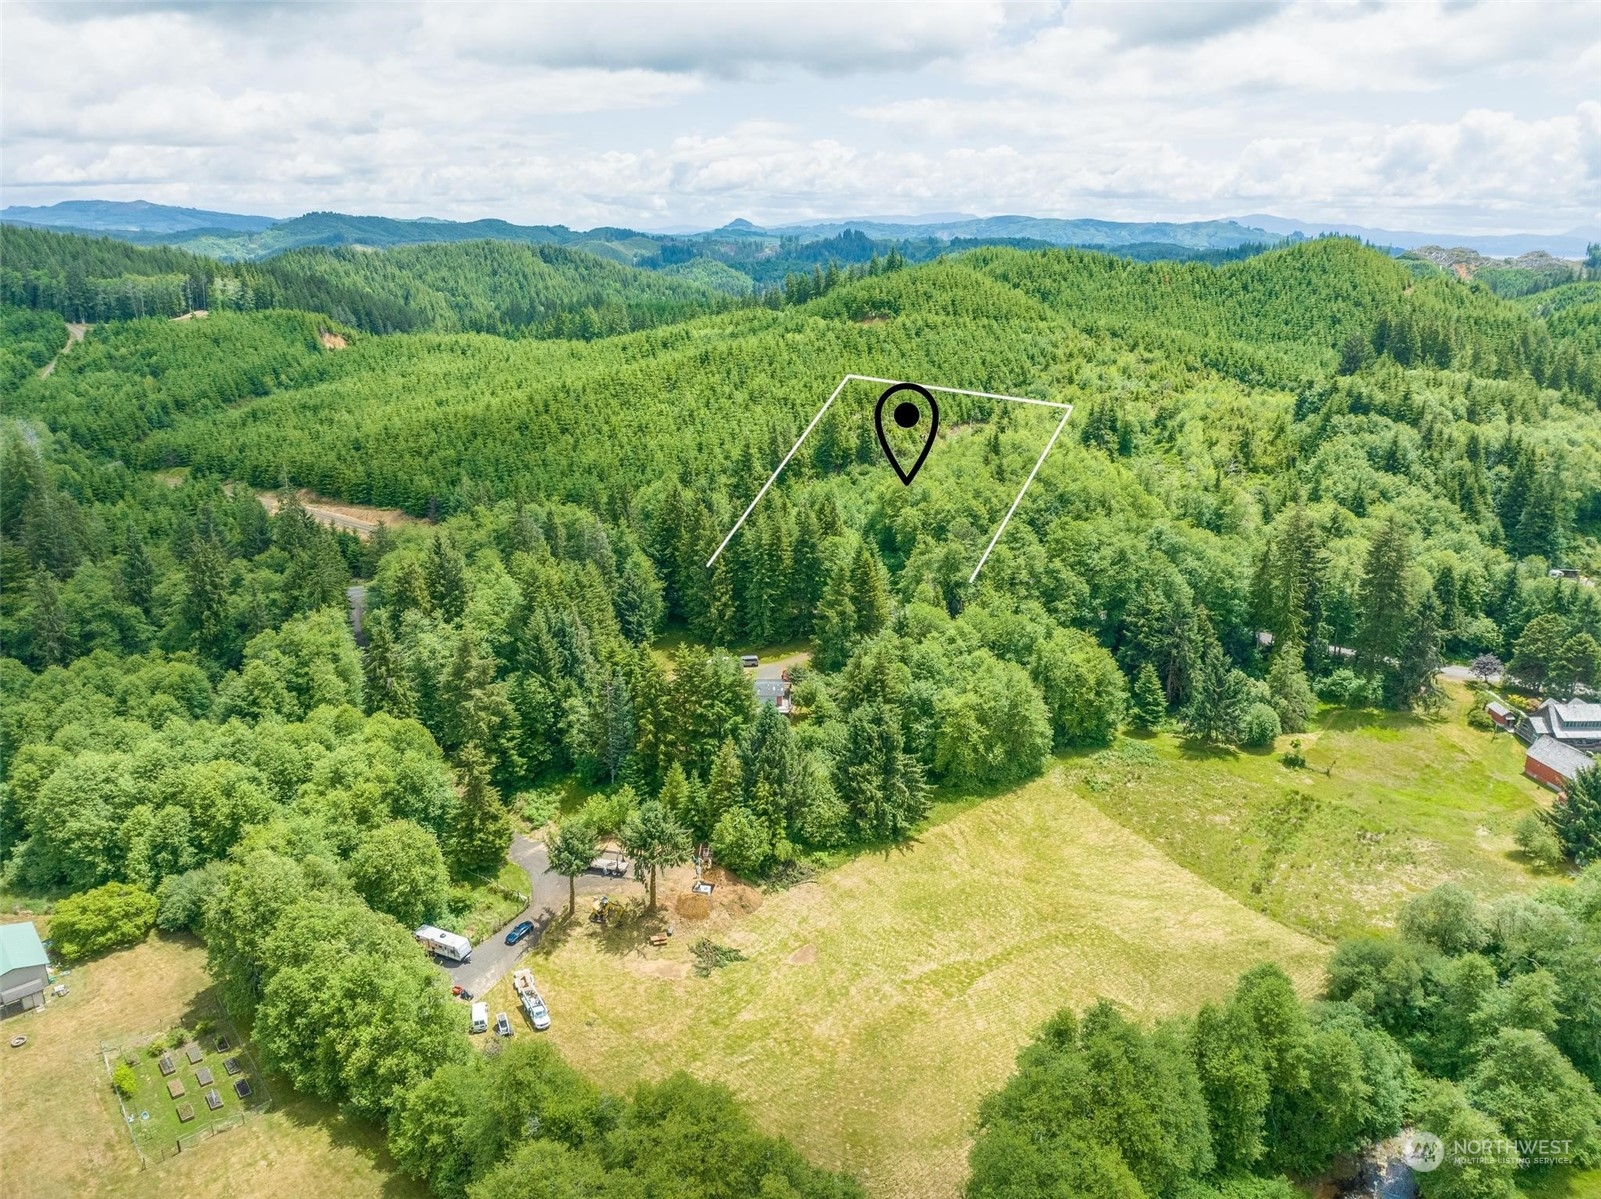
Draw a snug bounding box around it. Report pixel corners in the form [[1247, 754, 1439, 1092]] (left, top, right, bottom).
[[2, 0, 1597, 233]]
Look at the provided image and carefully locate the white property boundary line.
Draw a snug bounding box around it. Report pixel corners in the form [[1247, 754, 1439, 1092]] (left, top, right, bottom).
[[706, 374, 1072, 584]]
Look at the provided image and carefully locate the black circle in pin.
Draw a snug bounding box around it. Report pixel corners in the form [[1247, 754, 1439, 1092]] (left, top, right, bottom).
[[874, 382, 939, 486]]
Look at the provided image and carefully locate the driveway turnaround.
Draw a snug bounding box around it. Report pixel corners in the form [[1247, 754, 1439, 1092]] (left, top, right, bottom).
[[434, 833, 626, 996]]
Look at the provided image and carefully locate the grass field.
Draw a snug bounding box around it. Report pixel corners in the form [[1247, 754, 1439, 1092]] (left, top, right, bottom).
[[0, 934, 419, 1199], [1065, 682, 1550, 940], [514, 766, 1328, 1199]]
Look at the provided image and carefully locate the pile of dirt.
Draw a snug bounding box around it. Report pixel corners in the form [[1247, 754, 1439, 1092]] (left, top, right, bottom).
[[674, 893, 712, 921], [666, 866, 763, 924]]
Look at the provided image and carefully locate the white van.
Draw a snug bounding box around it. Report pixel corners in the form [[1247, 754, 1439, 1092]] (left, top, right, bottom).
[[470, 1001, 489, 1034]]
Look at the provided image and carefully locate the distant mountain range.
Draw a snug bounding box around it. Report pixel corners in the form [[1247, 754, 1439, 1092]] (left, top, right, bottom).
[[0, 199, 276, 235], [1237, 214, 1599, 259], [0, 200, 1282, 261], [3, 199, 1593, 266]]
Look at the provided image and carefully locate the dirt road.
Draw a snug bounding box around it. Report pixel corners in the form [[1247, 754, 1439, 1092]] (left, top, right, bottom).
[[37, 323, 88, 379]]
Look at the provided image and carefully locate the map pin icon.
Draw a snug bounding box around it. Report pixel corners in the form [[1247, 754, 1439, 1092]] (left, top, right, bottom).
[[874, 382, 939, 486]]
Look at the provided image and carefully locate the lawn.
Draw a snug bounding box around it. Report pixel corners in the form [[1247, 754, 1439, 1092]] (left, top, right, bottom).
[[0, 933, 421, 1199], [1066, 681, 1550, 940], [524, 766, 1327, 1199], [449, 857, 532, 944]]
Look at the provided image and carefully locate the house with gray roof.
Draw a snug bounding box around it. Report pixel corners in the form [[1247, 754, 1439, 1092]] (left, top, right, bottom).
[[1518, 699, 1601, 749]]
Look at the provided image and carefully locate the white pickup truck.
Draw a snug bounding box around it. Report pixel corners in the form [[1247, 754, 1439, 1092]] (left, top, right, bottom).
[[512, 968, 551, 1030]]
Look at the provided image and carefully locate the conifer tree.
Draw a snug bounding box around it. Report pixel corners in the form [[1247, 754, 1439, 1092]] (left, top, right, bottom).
[[704, 737, 745, 838], [706, 554, 738, 648], [120, 524, 156, 617], [1182, 610, 1248, 745], [28, 566, 67, 667], [838, 703, 927, 840], [1514, 472, 1562, 561], [1354, 516, 1412, 677], [425, 533, 467, 623], [1553, 766, 1601, 863], [363, 616, 416, 719], [1396, 593, 1444, 711], [1266, 642, 1315, 733], [788, 503, 826, 636], [1130, 662, 1168, 730], [183, 536, 231, 662], [814, 562, 858, 671], [547, 818, 599, 918], [619, 799, 691, 911], [615, 551, 664, 644], [447, 745, 512, 879], [657, 761, 693, 824], [848, 540, 891, 637]]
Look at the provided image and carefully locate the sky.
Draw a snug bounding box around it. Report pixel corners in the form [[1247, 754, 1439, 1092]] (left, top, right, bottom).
[[2, 1, 1599, 235]]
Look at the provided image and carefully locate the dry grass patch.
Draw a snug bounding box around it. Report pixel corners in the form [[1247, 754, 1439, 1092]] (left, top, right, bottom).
[[532, 769, 1324, 1199], [0, 935, 419, 1199]]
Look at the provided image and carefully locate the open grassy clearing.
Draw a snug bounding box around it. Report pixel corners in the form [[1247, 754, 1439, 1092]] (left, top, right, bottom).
[[1065, 681, 1549, 940], [523, 767, 1326, 1199], [0, 934, 419, 1199]]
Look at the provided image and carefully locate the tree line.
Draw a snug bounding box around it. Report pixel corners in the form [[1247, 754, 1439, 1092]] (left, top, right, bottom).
[[968, 875, 1601, 1199]]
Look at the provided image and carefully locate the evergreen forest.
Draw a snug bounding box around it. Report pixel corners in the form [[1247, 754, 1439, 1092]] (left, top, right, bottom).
[[4, 224, 1601, 1199]]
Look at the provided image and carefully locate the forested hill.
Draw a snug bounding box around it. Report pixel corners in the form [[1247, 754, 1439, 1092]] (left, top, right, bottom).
[[10, 236, 1594, 505], [0, 225, 730, 338], [11, 231, 1601, 702]]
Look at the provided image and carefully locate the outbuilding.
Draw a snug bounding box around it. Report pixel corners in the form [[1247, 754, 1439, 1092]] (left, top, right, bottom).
[[1485, 701, 1516, 731], [1524, 736, 1594, 793], [0, 923, 50, 1015], [754, 678, 792, 715]]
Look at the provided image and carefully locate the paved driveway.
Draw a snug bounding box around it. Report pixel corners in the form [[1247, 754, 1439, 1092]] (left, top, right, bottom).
[[435, 833, 627, 996]]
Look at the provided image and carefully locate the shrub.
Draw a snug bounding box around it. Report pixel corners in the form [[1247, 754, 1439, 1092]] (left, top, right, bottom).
[[517, 789, 561, 829], [112, 1063, 137, 1099], [154, 862, 227, 933], [49, 882, 158, 960], [1316, 668, 1382, 708], [1514, 811, 1565, 870], [1281, 739, 1308, 769], [1240, 703, 1282, 747], [1466, 705, 1494, 731], [711, 807, 771, 878], [578, 787, 636, 837]]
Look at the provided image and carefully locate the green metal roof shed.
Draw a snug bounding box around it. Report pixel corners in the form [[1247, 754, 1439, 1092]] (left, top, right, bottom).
[[0, 922, 48, 975]]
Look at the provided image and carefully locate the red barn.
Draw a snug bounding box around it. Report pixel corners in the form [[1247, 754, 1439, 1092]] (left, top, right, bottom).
[[1524, 736, 1593, 793]]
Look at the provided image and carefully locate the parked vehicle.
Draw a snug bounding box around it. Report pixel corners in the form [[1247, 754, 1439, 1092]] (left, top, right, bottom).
[[740, 654, 759, 668], [415, 924, 472, 963], [470, 1001, 489, 1033], [513, 968, 551, 1030], [591, 849, 629, 878], [504, 919, 536, 945], [526, 994, 550, 1031], [495, 1011, 513, 1037]]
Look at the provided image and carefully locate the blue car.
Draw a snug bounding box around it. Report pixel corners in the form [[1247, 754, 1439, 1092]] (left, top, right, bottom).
[[504, 920, 536, 946]]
